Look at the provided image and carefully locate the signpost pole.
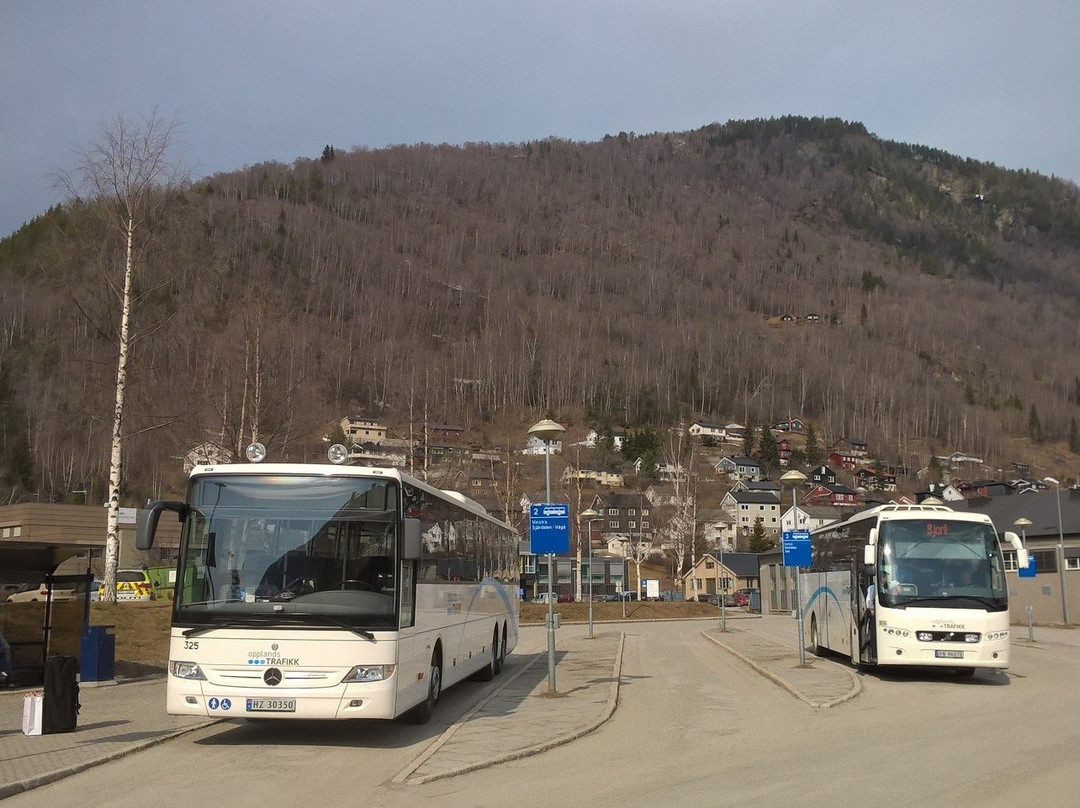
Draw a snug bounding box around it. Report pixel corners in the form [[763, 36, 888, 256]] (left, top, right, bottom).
[[780, 470, 809, 667], [530, 419, 565, 695]]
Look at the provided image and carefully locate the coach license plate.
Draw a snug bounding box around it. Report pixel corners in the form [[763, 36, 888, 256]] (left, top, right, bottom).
[[935, 650, 964, 659], [246, 698, 296, 712]]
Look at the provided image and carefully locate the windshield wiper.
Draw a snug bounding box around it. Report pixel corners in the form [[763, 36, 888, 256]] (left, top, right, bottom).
[[182, 616, 277, 638], [182, 613, 376, 641], [288, 612, 376, 641]]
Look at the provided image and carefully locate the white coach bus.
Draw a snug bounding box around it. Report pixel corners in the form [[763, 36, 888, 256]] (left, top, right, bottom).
[[802, 503, 1027, 675], [136, 447, 519, 723]]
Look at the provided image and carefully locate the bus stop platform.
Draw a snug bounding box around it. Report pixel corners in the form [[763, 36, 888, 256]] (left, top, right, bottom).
[[2, 617, 872, 796], [703, 622, 862, 708]]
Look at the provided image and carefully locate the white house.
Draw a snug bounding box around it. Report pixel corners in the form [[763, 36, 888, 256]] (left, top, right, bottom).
[[184, 441, 231, 473], [781, 504, 843, 534], [688, 420, 727, 440], [721, 490, 781, 537], [340, 416, 388, 444], [576, 429, 626, 451], [522, 435, 563, 455]]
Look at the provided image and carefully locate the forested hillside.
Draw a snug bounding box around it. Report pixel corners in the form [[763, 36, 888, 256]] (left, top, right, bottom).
[[3, 116, 1080, 504]]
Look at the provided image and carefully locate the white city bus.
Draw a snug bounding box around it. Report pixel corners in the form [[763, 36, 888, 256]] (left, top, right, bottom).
[[802, 504, 1027, 675], [136, 452, 519, 723]]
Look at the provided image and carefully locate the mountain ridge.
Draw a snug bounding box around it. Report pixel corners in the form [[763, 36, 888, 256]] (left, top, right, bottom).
[[1, 115, 1079, 504]]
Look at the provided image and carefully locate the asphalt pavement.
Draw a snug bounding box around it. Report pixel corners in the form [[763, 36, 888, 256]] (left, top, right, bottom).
[[11, 611, 1061, 797]]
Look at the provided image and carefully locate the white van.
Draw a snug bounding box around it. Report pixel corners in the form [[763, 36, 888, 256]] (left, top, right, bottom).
[[532, 592, 560, 604]]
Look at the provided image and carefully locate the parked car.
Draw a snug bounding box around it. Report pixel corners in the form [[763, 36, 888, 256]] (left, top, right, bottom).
[[695, 593, 719, 605], [0, 583, 32, 603], [733, 588, 759, 607], [7, 577, 106, 603], [7, 582, 77, 602], [557, 593, 575, 603], [532, 592, 560, 604], [99, 569, 154, 601]]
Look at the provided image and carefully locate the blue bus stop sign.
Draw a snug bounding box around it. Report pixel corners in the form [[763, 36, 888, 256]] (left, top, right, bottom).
[[529, 504, 570, 554], [1018, 556, 1037, 578], [782, 529, 812, 568]]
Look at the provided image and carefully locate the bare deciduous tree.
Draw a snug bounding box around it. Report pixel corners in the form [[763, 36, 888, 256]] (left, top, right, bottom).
[[58, 110, 183, 602]]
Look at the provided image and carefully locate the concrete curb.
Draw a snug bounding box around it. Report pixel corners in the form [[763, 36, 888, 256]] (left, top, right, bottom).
[[0, 721, 217, 800], [393, 632, 625, 785], [702, 630, 861, 709]]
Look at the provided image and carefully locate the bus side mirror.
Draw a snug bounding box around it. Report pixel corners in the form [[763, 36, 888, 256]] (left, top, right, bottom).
[[863, 544, 875, 566], [136, 501, 187, 550], [1002, 533, 1028, 570], [1003, 531, 1030, 569], [402, 518, 421, 560]]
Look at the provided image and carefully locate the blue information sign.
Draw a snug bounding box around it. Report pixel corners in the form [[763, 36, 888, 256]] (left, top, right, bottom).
[[1018, 556, 1037, 578], [782, 529, 812, 568], [529, 503, 570, 554]]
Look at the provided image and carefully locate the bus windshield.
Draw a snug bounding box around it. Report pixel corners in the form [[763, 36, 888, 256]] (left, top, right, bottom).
[[174, 474, 400, 629], [878, 519, 1007, 611]]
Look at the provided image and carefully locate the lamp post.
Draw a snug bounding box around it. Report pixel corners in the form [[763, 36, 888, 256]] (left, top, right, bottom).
[[1015, 517, 1034, 642], [1043, 478, 1070, 626], [718, 538, 728, 633], [581, 507, 600, 639], [529, 418, 565, 692], [780, 468, 808, 666]]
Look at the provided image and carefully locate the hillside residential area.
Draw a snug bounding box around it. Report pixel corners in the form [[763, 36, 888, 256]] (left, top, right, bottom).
[[174, 413, 1080, 620]]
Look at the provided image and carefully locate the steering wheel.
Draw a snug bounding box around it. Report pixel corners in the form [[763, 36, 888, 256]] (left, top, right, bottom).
[[340, 579, 374, 591]]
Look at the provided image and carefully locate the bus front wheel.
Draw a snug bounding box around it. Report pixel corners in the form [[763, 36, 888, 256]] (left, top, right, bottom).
[[405, 650, 442, 724]]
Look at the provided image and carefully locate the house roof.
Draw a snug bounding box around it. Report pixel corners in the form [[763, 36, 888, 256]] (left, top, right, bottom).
[[730, 491, 781, 505], [960, 487, 1080, 542], [591, 491, 650, 509], [705, 551, 760, 577], [744, 480, 781, 491]]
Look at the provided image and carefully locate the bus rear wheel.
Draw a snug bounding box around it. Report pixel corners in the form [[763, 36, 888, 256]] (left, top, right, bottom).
[[810, 616, 823, 656], [472, 628, 499, 682]]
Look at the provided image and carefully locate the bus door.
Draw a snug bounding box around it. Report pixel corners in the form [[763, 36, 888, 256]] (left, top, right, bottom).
[[854, 560, 875, 664]]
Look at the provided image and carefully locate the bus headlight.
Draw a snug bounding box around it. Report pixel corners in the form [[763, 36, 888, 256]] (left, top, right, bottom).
[[964, 634, 980, 643], [917, 632, 933, 642], [984, 630, 1009, 641], [170, 661, 206, 680], [342, 664, 395, 683]]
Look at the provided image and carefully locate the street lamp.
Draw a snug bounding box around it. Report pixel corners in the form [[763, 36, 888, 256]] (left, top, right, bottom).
[[1043, 477, 1070, 626], [1015, 517, 1034, 642], [581, 507, 600, 639], [529, 418, 565, 692], [780, 469, 808, 666]]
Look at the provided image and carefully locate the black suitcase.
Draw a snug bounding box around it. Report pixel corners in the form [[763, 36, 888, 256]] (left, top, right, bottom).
[[43, 654, 80, 733]]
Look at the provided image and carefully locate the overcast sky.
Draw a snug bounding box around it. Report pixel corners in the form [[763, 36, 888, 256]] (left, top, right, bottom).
[[3, 1, 1079, 239]]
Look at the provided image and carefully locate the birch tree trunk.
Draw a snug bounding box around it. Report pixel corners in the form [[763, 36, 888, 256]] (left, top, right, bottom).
[[102, 218, 135, 599], [60, 110, 183, 603]]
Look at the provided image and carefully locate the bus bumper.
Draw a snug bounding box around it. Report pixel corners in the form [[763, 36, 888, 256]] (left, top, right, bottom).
[[166, 677, 401, 719], [876, 636, 1011, 668]]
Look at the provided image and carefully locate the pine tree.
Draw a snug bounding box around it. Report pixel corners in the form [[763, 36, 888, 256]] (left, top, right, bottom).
[[803, 422, 823, 466], [1028, 405, 1043, 443], [748, 517, 773, 552], [758, 426, 780, 474], [743, 425, 756, 456]]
